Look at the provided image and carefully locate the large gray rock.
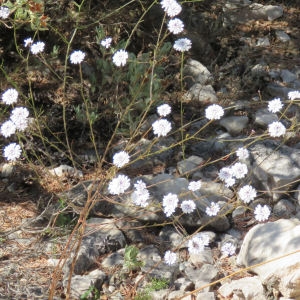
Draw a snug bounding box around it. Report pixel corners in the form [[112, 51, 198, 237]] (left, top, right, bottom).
[[250, 141, 300, 201], [218, 276, 266, 300], [186, 84, 217, 103], [237, 219, 300, 299], [219, 116, 249, 135]]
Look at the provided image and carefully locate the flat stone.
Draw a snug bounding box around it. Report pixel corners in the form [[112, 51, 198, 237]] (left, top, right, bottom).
[[184, 59, 213, 87], [186, 84, 217, 103], [254, 108, 278, 127], [219, 116, 249, 135], [280, 69, 297, 83]]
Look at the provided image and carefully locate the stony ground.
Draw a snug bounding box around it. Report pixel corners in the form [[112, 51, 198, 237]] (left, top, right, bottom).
[[0, 0, 300, 299]]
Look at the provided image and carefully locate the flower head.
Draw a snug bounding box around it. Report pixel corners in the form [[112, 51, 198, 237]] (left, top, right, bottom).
[[167, 18, 184, 34], [288, 90, 300, 100], [1, 120, 16, 138], [3, 143, 22, 161], [2, 88, 18, 105], [218, 167, 233, 182], [205, 104, 224, 120], [238, 185, 256, 203], [173, 38, 192, 52], [268, 121, 286, 137], [254, 204, 271, 222], [231, 162, 248, 179], [100, 37, 112, 49], [188, 233, 209, 254], [24, 37, 33, 48], [236, 147, 249, 160], [188, 180, 202, 192], [157, 103, 171, 117], [206, 202, 220, 216], [113, 151, 130, 168], [221, 242, 236, 257], [112, 49, 128, 67], [164, 250, 177, 265], [10, 107, 30, 131], [152, 118, 172, 137], [132, 188, 150, 207], [268, 98, 283, 113], [134, 180, 147, 191], [0, 6, 10, 19], [108, 174, 130, 195], [181, 200, 196, 214], [160, 0, 182, 17], [70, 50, 85, 64], [163, 193, 179, 217], [30, 41, 45, 55]]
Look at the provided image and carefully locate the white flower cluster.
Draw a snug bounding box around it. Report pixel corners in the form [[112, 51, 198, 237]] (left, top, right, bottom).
[[268, 98, 283, 113], [288, 90, 300, 100], [162, 193, 179, 217], [181, 199, 196, 214], [188, 233, 209, 254], [205, 104, 224, 120], [153, 104, 172, 137], [254, 204, 271, 222], [268, 121, 286, 137], [30, 41, 45, 55], [164, 250, 177, 265], [238, 184, 257, 203], [236, 147, 249, 160], [3, 143, 22, 161], [221, 242, 236, 257], [1, 88, 18, 105], [167, 18, 184, 34], [160, 0, 182, 17], [112, 49, 129, 67], [100, 37, 112, 49], [218, 162, 248, 187], [0, 6, 10, 19], [132, 180, 150, 207], [188, 180, 202, 192], [157, 103, 171, 117], [108, 174, 130, 195], [206, 202, 220, 216], [113, 150, 130, 168], [70, 50, 86, 64]]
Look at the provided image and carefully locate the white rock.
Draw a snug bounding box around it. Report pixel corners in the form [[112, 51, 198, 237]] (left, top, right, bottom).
[[275, 30, 291, 42], [49, 164, 83, 178]]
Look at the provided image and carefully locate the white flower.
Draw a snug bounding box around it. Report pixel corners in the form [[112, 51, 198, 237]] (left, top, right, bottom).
[[1, 120, 16, 138], [188, 233, 209, 254], [112, 49, 129, 67], [167, 18, 184, 34], [70, 50, 85, 64], [268, 121, 286, 137], [3, 143, 22, 161], [236, 147, 249, 160], [188, 180, 202, 192], [108, 174, 130, 195], [254, 204, 271, 222], [2, 88, 18, 105], [10, 107, 30, 131], [238, 185, 256, 203], [225, 177, 236, 187], [231, 162, 248, 179], [134, 180, 147, 191], [181, 200, 196, 214], [205, 104, 224, 120], [288, 90, 300, 100], [218, 167, 233, 182], [0, 6, 10, 19], [113, 151, 130, 168], [221, 242, 236, 257], [164, 250, 177, 265], [30, 41, 45, 55], [173, 38, 192, 52], [100, 37, 112, 49], [24, 37, 33, 47], [132, 188, 150, 207], [152, 118, 172, 137], [163, 193, 179, 217], [268, 98, 283, 113], [160, 0, 182, 17], [206, 202, 220, 216], [157, 103, 171, 117]]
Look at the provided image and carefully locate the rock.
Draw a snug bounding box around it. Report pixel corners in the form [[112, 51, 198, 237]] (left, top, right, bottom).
[[49, 164, 83, 178], [186, 84, 217, 103], [174, 277, 195, 291], [101, 251, 124, 269], [177, 155, 204, 176], [273, 199, 296, 218], [237, 219, 300, 283], [250, 141, 300, 201], [266, 83, 295, 98], [159, 226, 185, 249], [218, 276, 266, 300], [1, 163, 15, 177], [295, 184, 300, 205], [150, 289, 170, 300], [275, 30, 290, 43], [183, 59, 213, 87], [219, 116, 249, 135], [280, 69, 297, 83], [254, 108, 278, 127], [189, 249, 214, 267], [196, 292, 216, 300], [64, 269, 106, 300], [256, 37, 270, 47]]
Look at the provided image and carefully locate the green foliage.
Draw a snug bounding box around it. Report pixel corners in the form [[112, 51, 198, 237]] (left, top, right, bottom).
[[124, 245, 144, 271], [135, 277, 169, 300], [80, 285, 100, 300]]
